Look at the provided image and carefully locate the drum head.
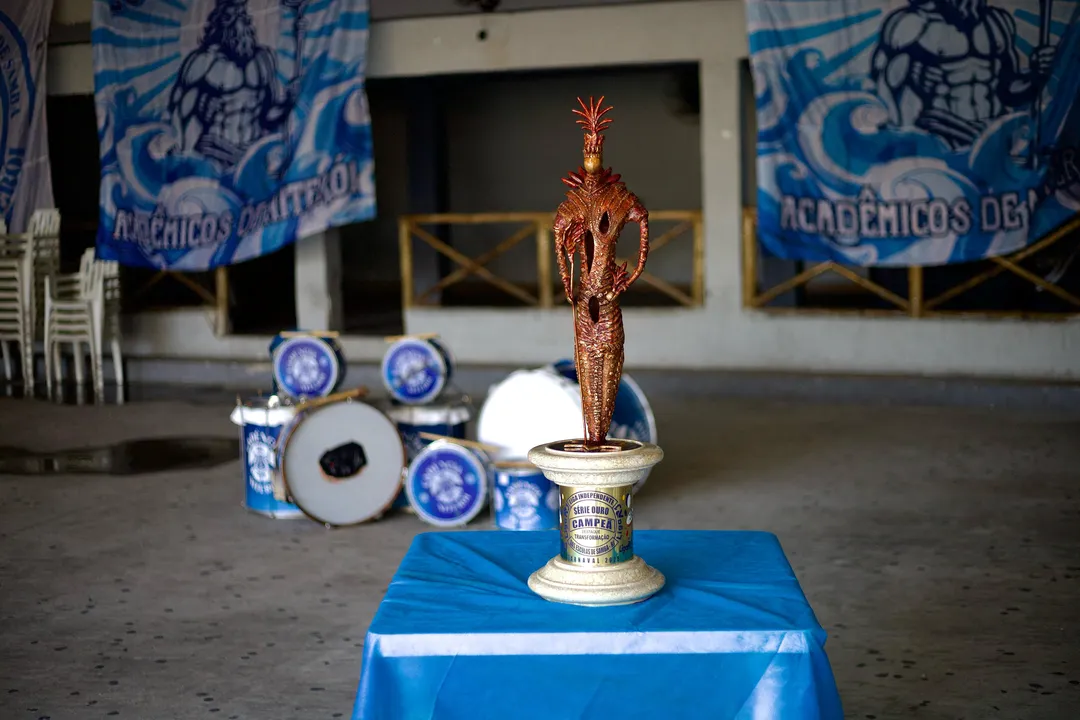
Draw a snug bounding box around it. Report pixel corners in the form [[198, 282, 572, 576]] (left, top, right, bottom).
[[280, 401, 404, 525], [273, 336, 341, 399], [476, 368, 582, 460], [381, 338, 450, 404], [405, 441, 488, 527]]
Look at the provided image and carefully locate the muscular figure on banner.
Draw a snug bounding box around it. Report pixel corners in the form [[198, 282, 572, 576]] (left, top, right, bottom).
[[870, 0, 1056, 150], [554, 97, 650, 448], [168, 0, 298, 168]]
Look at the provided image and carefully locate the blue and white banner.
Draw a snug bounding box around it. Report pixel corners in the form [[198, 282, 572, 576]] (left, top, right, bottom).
[[92, 0, 375, 270], [0, 0, 55, 234], [747, 0, 1080, 266]]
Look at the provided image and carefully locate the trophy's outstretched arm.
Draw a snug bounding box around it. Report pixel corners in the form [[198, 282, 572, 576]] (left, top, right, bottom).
[[554, 213, 576, 304], [617, 202, 649, 295]]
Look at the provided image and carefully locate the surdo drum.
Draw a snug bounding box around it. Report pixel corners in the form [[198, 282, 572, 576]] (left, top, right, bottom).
[[277, 398, 405, 526], [492, 463, 560, 531], [381, 336, 455, 405], [405, 440, 490, 527], [269, 333, 345, 400], [384, 398, 474, 464], [229, 396, 305, 519], [384, 398, 474, 511]]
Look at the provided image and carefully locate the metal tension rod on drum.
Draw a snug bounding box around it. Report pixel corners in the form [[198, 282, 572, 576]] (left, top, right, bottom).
[[383, 332, 440, 342], [278, 330, 341, 338], [295, 386, 369, 411], [417, 433, 503, 454]]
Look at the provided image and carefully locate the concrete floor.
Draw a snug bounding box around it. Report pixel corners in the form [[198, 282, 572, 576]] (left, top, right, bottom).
[[1, 379, 1079, 719]]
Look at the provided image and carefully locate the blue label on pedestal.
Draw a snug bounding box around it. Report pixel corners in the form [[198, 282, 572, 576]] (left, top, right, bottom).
[[406, 443, 487, 527], [493, 469, 559, 531], [273, 336, 341, 399], [382, 339, 451, 404], [560, 487, 633, 565]]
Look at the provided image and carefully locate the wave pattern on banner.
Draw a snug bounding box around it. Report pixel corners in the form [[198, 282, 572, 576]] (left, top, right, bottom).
[[93, 0, 375, 270], [747, 0, 1080, 266]]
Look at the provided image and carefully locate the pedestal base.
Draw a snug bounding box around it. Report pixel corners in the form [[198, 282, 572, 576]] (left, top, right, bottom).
[[528, 554, 665, 607]]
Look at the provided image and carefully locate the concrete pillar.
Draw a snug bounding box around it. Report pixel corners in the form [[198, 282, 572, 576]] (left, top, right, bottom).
[[294, 228, 343, 331]]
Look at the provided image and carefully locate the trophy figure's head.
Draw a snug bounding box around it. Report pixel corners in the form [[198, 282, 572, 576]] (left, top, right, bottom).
[[573, 96, 612, 176]]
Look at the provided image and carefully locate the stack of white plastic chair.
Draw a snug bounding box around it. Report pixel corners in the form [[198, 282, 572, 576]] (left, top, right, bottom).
[[45, 248, 106, 402], [0, 219, 34, 392], [0, 209, 62, 393]]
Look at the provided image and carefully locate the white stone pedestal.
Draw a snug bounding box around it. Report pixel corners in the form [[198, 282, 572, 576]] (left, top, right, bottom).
[[527, 439, 665, 607]]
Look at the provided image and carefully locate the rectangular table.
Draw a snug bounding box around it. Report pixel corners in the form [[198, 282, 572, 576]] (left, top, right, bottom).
[[352, 530, 843, 719]]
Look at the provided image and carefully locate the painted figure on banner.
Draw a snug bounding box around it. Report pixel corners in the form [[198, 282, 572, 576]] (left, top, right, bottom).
[[746, 0, 1080, 266], [169, 0, 299, 169], [93, 0, 375, 271], [553, 97, 650, 447], [871, 0, 1056, 150]]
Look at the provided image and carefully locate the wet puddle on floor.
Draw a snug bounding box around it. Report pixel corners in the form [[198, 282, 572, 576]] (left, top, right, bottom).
[[0, 437, 239, 475]]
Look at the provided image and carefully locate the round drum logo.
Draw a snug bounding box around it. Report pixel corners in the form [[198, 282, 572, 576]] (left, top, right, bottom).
[[274, 337, 338, 397], [420, 459, 473, 516], [382, 339, 449, 404], [245, 429, 276, 494], [561, 488, 633, 565], [406, 445, 486, 527], [388, 347, 437, 399]]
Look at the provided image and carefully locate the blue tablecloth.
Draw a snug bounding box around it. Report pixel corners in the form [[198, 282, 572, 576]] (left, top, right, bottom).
[[352, 530, 843, 719]]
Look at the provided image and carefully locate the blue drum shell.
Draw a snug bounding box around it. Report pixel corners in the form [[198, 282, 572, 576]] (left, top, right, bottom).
[[385, 401, 474, 511], [492, 466, 560, 531], [405, 440, 489, 527], [381, 337, 456, 405], [270, 334, 345, 400], [232, 400, 305, 519]]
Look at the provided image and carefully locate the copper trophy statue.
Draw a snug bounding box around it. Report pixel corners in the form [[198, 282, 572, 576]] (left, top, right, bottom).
[[527, 97, 665, 606]]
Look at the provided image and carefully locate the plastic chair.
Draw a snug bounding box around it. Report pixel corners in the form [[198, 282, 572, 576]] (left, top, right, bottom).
[[26, 208, 61, 343], [0, 219, 34, 392], [0, 256, 30, 391], [44, 249, 105, 402]]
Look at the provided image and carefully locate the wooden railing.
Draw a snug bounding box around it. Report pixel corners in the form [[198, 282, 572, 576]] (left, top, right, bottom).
[[131, 266, 231, 335], [398, 210, 704, 309], [741, 208, 1080, 319]]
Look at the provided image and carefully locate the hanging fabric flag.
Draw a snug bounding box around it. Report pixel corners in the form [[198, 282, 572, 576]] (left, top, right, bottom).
[[746, 0, 1080, 266], [92, 0, 375, 270], [0, 0, 55, 233]]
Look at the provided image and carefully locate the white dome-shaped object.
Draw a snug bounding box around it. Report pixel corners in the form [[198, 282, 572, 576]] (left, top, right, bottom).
[[477, 368, 583, 461], [478, 365, 658, 492]]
